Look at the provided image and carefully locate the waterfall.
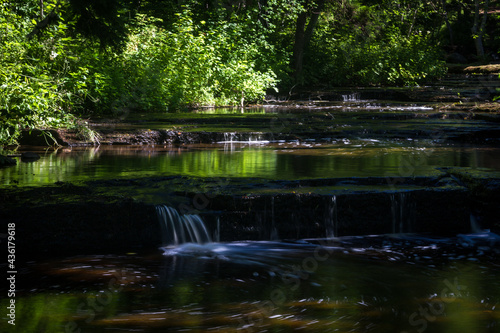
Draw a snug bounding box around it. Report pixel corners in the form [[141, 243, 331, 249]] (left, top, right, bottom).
[[342, 92, 360, 102], [223, 132, 237, 143], [214, 217, 221, 242], [470, 212, 483, 233], [390, 192, 415, 234], [325, 195, 338, 238], [155, 205, 212, 246], [270, 196, 279, 240]]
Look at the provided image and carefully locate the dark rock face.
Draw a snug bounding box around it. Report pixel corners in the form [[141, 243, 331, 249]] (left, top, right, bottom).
[[0, 154, 16, 167], [1, 200, 159, 259], [206, 189, 472, 241], [0, 188, 479, 257]]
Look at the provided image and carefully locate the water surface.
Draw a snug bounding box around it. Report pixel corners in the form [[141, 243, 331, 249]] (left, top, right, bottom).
[[3, 235, 499, 333], [2, 141, 500, 186]]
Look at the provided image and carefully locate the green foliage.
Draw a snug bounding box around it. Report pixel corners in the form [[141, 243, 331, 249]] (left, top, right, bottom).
[[0, 1, 100, 144], [303, 1, 448, 87], [0, 2, 68, 144], [313, 33, 446, 86], [89, 10, 278, 113], [3, 0, 491, 145], [1, 1, 281, 144]]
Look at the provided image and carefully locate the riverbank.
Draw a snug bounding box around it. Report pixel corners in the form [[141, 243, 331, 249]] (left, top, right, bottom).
[[447, 63, 500, 74], [11, 103, 500, 147], [0, 72, 493, 147]]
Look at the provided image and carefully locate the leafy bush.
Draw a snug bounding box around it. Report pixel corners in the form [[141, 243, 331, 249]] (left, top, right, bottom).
[[0, 4, 279, 143], [85, 10, 278, 114], [306, 30, 447, 87], [302, 1, 448, 87], [0, 3, 70, 143]]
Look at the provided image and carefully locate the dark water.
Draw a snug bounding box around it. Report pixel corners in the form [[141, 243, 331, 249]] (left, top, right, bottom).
[[1, 141, 500, 186], [3, 235, 499, 333]]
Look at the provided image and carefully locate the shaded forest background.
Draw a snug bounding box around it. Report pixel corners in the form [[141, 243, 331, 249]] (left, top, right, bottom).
[[1, 0, 499, 144]]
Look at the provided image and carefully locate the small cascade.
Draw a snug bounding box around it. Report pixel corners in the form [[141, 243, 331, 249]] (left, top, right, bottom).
[[470, 212, 483, 233], [247, 133, 269, 144], [270, 196, 279, 240], [155, 205, 212, 246], [214, 217, 221, 242], [222, 132, 237, 152], [342, 92, 360, 102], [390, 192, 415, 234], [325, 195, 338, 238], [223, 132, 237, 142], [219, 132, 238, 143], [220, 132, 269, 144]]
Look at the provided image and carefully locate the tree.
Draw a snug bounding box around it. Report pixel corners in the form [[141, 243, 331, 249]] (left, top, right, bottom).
[[440, 0, 454, 45], [26, 0, 138, 48], [292, 0, 326, 82], [471, 0, 490, 61]]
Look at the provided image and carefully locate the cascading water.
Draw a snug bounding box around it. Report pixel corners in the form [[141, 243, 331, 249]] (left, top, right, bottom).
[[155, 205, 212, 246], [325, 195, 338, 238], [390, 192, 415, 234], [342, 92, 360, 102], [214, 216, 221, 242], [223, 132, 237, 143], [270, 196, 279, 240]]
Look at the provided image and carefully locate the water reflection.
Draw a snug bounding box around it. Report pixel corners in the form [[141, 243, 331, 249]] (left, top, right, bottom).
[[4, 235, 499, 333], [195, 103, 437, 114], [2, 142, 500, 186]]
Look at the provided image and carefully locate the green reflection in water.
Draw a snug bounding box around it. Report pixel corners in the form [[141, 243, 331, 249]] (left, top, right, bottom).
[[0, 293, 78, 333], [194, 107, 268, 114], [1, 144, 500, 186], [1, 255, 498, 333]]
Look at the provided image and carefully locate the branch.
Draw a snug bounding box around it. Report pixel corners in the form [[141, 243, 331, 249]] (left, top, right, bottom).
[[26, 4, 60, 40]]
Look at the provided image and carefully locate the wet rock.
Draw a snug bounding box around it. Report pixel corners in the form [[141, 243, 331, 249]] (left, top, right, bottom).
[[435, 176, 462, 188], [0, 155, 16, 167], [21, 152, 41, 162]]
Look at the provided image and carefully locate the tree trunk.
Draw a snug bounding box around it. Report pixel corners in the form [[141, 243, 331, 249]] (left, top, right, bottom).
[[293, 12, 307, 82], [40, 0, 44, 20], [292, 0, 326, 82], [472, 0, 490, 61], [441, 0, 454, 45]]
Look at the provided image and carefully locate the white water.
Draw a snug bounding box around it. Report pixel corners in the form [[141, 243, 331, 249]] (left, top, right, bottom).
[[325, 195, 338, 238], [342, 93, 361, 102], [155, 205, 212, 246], [155, 201, 500, 262], [219, 132, 270, 144], [390, 192, 415, 234]]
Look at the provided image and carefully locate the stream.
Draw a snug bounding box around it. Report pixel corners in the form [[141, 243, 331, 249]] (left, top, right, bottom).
[[1, 80, 500, 332]]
